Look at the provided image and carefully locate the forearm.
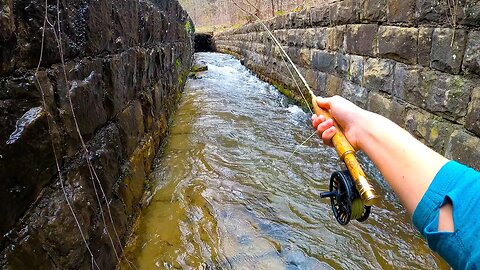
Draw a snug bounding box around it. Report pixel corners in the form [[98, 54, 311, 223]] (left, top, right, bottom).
[[356, 111, 448, 214]]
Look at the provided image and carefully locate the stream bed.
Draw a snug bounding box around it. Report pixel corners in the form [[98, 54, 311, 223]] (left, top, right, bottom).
[[120, 52, 449, 269]]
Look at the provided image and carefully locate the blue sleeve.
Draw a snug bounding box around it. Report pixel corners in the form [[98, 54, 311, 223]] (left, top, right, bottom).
[[412, 161, 480, 269]]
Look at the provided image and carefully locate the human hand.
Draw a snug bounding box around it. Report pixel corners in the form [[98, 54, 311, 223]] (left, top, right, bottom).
[[311, 95, 367, 150]]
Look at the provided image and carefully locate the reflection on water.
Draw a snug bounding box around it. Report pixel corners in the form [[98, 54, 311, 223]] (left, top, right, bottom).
[[120, 53, 449, 269]]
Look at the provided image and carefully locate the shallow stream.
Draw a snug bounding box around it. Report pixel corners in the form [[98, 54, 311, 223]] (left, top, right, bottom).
[[120, 52, 448, 269]]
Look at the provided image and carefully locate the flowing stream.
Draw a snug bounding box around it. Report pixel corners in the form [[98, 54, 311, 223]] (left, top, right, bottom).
[[120, 52, 449, 269]]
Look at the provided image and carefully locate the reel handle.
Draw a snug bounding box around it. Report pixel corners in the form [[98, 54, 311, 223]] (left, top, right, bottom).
[[312, 96, 379, 207]]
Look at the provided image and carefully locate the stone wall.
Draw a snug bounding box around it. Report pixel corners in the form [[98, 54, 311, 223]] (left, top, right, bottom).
[[0, 0, 193, 268], [215, 0, 480, 171]]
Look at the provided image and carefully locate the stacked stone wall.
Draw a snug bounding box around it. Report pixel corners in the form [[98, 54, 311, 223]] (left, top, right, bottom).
[[0, 0, 194, 268], [215, 0, 480, 170]]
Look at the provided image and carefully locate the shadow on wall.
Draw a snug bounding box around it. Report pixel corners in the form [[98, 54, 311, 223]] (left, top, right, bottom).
[[194, 33, 216, 52]]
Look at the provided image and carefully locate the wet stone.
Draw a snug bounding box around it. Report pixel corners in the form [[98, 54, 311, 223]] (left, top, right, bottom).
[[378, 26, 418, 65], [462, 31, 480, 76], [430, 28, 467, 75]]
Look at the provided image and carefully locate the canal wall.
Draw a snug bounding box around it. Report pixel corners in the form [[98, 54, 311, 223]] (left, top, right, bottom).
[[0, 0, 193, 268], [215, 0, 480, 171]]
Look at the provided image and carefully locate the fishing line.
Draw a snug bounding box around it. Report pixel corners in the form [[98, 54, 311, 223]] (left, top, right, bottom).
[[34, 1, 100, 269]]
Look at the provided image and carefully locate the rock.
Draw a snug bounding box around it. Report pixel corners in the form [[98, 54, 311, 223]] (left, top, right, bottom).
[[416, 0, 450, 24], [326, 74, 343, 97], [405, 108, 456, 153], [387, 0, 416, 23], [430, 28, 467, 74], [345, 24, 378, 57], [348, 55, 364, 85], [117, 100, 145, 158], [342, 81, 368, 108], [445, 130, 480, 171], [360, 0, 387, 22], [394, 63, 421, 103], [363, 58, 395, 93], [335, 53, 349, 78], [326, 26, 346, 52], [462, 31, 480, 76], [466, 87, 480, 136], [368, 91, 407, 126], [378, 26, 418, 65], [310, 6, 330, 26], [421, 70, 474, 122], [330, 0, 360, 24], [418, 27, 433, 67], [462, 0, 480, 27], [311, 50, 336, 74]]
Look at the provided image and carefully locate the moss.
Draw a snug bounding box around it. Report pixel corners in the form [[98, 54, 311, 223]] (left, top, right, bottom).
[[175, 58, 182, 71], [185, 20, 194, 34]]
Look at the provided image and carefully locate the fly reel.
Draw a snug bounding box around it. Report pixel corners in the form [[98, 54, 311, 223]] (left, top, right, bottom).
[[320, 170, 371, 225]]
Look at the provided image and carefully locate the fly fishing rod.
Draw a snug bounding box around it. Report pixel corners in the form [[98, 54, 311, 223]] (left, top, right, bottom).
[[230, 1, 380, 225]]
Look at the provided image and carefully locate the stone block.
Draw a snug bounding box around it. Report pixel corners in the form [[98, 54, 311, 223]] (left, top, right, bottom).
[[326, 26, 346, 52], [466, 87, 480, 136], [330, 0, 360, 24], [335, 53, 349, 78], [445, 130, 480, 171], [416, 0, 449, 24], [393, 63, 421, 102], [462, 0, 480, 27], [368, 91, 407, 126], [311, 50, 336, 74], [360, 0, 387, 22], [431, 28, 467, 74], [287, 29, 299, 46], [345, 24, 378, 57], [348, 55, 364, 85], [378, 26, 418, 65], [326, 74, 343, 97], [363, 58, 395, 93], [117, 100, 145, 157], [342, 81, 368, 108], [314, 72, 328, 96], [405, 108, 456, 153], [462, 31, 480, 76], [421, 70, 474, 122], [299, 48, 312, 67], [387, 0, 416, 23], [418, 27, 433, 67], [310, 6, 330, 26]]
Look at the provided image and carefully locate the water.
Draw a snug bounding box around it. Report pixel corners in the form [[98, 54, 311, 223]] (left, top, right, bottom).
[[120, 52, 449, 269]]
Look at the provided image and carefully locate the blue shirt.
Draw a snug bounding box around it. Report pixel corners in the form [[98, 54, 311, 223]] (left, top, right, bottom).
[[413, 161, 480, 269]]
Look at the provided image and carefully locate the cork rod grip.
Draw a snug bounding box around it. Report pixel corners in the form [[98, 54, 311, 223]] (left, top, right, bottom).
[[312, 97, 379, 206]]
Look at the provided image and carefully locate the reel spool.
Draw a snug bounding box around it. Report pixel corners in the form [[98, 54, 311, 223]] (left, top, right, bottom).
[[320, 170, 371, 225]]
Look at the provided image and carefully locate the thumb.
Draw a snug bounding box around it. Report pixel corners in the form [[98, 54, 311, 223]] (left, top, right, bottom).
[[316, 96, 332, 110]]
